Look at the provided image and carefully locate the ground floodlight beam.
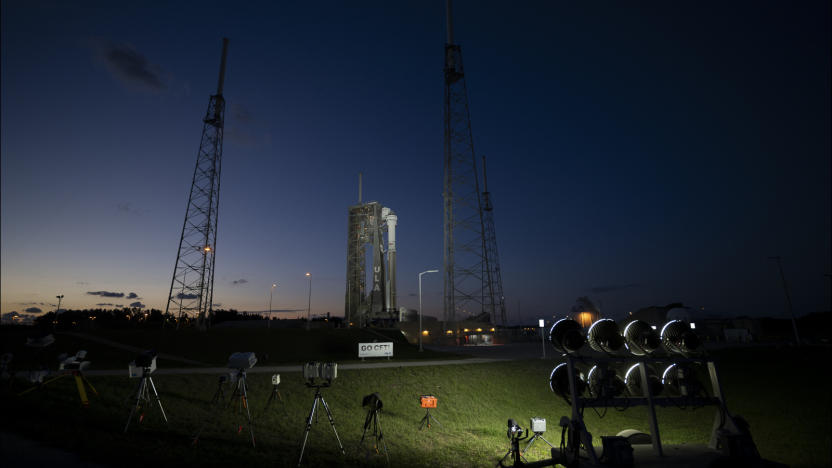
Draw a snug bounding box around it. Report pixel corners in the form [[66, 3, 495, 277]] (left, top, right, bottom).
[[623, 363, 664, 397], [587, 319, 625, 354], [660, 320, 701, 356], [549, 363, 586, 403], [548, 318, 586, 354], [623, 320, 661, 355]]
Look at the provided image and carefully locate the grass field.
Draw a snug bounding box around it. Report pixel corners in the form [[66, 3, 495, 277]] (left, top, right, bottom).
[[0, 327, 829, 467]]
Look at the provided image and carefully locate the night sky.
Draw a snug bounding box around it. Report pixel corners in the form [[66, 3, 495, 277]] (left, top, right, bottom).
[[2, 1, 829, 323]]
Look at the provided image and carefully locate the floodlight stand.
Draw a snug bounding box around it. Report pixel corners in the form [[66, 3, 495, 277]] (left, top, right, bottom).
[[298, 385, 345, 466], [522, 431, 555, 456], [360, 407, 390, 465], [228, 369, 256, 447], [124, 368, 168, 433], [192, 376, 227, 445], [419, 407, 442, 430]]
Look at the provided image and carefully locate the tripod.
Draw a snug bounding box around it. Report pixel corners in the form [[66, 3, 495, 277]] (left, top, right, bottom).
[[522, 431, 555, 456], [419, 407, 441, 430], [360, 405, 389, 465], [498, 430, 528, 467], [192, 375, 227, 445], [298, 384, 345, 466], [228, 369, 256, 447], [19, 368, 98, 406], [261, 379, 286, 416], [124, 367, 168, 432]]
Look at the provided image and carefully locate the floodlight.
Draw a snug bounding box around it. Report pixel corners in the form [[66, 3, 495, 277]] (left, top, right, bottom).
[[587, 319, 625, 354], [661, 363, 704, 397], [227, 352, 257, 369], [548, 319, 586, 354], [622, 320, 661, 356], [549, 363, 587, 402], [660, 320, 701, 356], [362, 392, 383, 410], [623, 363, 664, 397], [586, 364, 625, 399]]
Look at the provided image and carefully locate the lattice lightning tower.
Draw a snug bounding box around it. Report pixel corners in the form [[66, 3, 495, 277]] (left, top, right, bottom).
[[165, 38, 229, 329], [481, 156, 507, 325], [443, 0, 495, 323]]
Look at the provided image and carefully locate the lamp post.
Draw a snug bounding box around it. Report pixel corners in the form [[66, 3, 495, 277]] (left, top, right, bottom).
[[305, 272, 312, 331], [54, 295, 64, 331], [268, 283, 276, 329], [768, 256, 801, 346], [539, 319, 546, 359], [418, 269, 439, 352]]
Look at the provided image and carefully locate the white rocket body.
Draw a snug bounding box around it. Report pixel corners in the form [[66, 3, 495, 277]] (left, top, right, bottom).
[[382, 207, 397, 313]]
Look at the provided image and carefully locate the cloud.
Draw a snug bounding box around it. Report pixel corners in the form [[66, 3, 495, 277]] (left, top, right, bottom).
[[129, 302, 146, 309], [117, 202, 145, 216], [95, 41, 166, 92], [87, 291, 124, 298], [76, 281, 90, 285], [96, 303, 115, 307], [126, 292, 139, 299], [232, 279, 248, 285], [25, 307, 42, 313], [590, 283, 641, 294], [176, 293, 199, 300]]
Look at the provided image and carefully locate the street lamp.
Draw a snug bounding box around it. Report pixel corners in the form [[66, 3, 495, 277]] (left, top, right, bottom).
[[268, 283, 276, 329], [54, 295, 64, 331], [418, 269, 439, 352], [305, 273, 312, 331]]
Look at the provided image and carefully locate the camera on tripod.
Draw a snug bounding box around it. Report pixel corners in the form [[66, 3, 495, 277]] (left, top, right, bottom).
[[59, 350, 89, 371], [303, 362, 337, 386], [227, 352, 257, 370], [129, 350, 157, 378], [362, 392, 383, 411], [507, 418, 525, 440]]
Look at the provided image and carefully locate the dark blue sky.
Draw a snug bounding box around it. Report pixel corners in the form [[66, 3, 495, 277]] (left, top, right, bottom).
[[2, 1, 829, 322]]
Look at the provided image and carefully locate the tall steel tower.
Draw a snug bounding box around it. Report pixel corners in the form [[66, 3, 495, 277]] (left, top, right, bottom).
[[165, 38, 229, 329], [443, 0, 494, 323], [481, 156, 507, 325]]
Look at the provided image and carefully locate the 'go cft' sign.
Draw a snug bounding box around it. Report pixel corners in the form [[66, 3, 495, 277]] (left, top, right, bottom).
[[358, 342, 393, 358]]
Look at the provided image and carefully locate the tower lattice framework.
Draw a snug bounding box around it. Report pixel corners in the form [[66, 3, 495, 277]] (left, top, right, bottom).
[[443, 1, 495, 323], [165, 38, 229, 329], [481, 156, 506, 325]]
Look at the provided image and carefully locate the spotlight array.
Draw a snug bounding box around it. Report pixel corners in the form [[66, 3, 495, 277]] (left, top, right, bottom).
[[622, 320, 660, 355], [587, 319, 625, 354], [548, 363, 586, 402], [623, 363, 663, 397], [548, 319, 585, 354], [660, 320, 701, 356]]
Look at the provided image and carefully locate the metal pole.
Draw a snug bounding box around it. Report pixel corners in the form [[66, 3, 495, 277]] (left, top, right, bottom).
[[418, 270, 439, 352], [306, 273, 312, 331], [539, 319, 546, 359], [268, 283, 276, 329], [769, 256, 801, 345], [54, 295, 63, 331], [347, 280, 351, 328]]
